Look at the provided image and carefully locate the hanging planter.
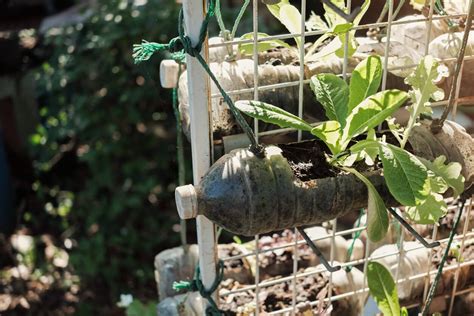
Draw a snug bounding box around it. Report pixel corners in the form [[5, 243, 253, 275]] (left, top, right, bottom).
[[175, 53, 473, 241], [175, 119, 472, 236]]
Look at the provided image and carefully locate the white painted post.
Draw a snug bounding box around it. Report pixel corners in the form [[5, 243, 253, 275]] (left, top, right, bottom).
[[181, 0, 218, 306]]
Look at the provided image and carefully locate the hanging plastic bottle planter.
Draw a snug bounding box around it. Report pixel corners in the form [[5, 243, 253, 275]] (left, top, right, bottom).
[[175, 120, 473, 236]]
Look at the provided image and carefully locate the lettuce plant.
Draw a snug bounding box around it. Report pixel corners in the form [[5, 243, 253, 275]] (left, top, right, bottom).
[[249, 0, 369, 61], [235, 55, 464, 242]]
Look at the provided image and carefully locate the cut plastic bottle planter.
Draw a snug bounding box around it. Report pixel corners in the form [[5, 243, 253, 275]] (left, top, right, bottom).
[[176, 121, 473, 236]]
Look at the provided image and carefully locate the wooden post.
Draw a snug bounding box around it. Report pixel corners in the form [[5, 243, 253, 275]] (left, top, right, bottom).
[[181, 0, 218, 306]]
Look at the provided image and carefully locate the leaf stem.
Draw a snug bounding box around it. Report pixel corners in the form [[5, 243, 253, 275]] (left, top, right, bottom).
[[231, 0, 250, 40]]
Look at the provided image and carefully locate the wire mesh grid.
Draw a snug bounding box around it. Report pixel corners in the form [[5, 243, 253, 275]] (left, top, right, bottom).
[[180, 0, 474, 314]]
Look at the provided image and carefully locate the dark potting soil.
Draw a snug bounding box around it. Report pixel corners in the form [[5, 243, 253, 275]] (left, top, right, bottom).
[[219, 269, 334, 315], [278, 131, 411, 182], [279, 140, 337, 181]]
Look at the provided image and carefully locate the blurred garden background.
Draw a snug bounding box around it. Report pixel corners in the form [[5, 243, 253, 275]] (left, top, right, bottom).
[[0, 0, 287, 313], [0, 0, 195, 314], [5, 0, 469, 315]]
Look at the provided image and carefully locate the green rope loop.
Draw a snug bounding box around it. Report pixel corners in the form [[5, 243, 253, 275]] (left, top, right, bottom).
[[173, 260, 225, 315], [133, 0, 263, 155]]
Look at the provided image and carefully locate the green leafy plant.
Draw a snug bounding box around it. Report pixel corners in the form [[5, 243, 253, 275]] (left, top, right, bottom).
[[235, 55, 464, 242], [305, 0, 370, 60], [266, 0, 303, 49], [258, 0, 369, 61], [367, 262, 408, 316]]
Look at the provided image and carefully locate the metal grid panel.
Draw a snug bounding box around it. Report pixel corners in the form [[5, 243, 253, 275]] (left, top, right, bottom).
[[182, 0, 474, 314]]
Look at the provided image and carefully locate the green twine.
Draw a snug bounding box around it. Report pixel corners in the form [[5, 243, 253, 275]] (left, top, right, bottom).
[[173, 260, 225, 316], [345, 209, 364, 272], [133, 0, 263, 155]]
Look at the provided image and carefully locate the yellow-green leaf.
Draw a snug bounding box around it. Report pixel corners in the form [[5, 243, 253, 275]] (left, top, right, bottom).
[[344, 167, 389, 242], [279, 4, 302, 49], [238, 32, 291, 55], [406, 193, 448, 224], [343, 90, 408, 145], [311, 121, 342, 155], [420, 156, 464, 198], [367, 262, 401, 316], [235, 100, 313, 131], [379, 143, 429, 206], [348, 55, 382, 112], [310, 74, 349, 126]]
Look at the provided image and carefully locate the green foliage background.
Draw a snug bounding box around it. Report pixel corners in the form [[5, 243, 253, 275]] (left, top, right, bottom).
[[29, 0, 185, 311]]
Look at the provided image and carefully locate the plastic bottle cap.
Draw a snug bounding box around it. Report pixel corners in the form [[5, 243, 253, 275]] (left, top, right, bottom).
[[175, 184, 198, 219]]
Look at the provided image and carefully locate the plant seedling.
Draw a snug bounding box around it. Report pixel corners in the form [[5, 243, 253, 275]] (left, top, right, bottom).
[[240, 0, 370, 60], [367, 261, 408, 316], [236, 55, 464, 242]]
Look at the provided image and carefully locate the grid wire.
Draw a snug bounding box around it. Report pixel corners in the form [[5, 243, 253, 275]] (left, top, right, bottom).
[[183, 0, 474, 314]]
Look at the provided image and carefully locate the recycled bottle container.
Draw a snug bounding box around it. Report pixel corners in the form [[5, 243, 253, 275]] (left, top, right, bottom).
[[176, 121, 473, 236]]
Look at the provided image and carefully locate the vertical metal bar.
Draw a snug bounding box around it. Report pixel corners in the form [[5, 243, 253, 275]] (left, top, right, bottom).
[[182, 0, 218, 304], [360, 232, 371, 315], [327, 219, 338, 304], [424, 0, 436, 56], [252, 1, 260, 313], [297, 0, 306, 142], [451, 63, 465, 120], [254, 235, 260, 315], [253, 0, 259, 139], [422, 225, 439, 301], [291, 228, 299, 315], [293, 0, 306, 311], [329, 0, 350, 306], [381, 0, 393, 90], [394, 210, 405, 287], [448, 199, 472, 315]]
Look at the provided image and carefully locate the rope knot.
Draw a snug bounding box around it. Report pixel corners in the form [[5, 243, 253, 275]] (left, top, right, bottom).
[[179, 35, 198, 57], [168, 37, 183, 53], [172, 280, 198, 292]]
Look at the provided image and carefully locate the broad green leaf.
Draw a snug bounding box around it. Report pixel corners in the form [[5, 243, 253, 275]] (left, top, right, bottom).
[[420, 156, 464, 197], [305, 11, 329, 31], [266, 0, 289, 20], [352, 0, 371, 27], [323, 0, 347, 27], [406, 193, 448, 224], [311, 0, 369, 61], [345, 168, 389, 242], [330, 22, 353, 34], [343, 90, 408, 144], [325, 0, 370, 59], [235, 100, 312, 131], [310, 74, 349, 126], [346, 133, 379, 166], [348, 55, 382, 112], [401, 307, 409, 316], [387, 117, 403, 145], [310, 121, 342, 155], [367, 262, 400, 316], [379, 143, 429, 206], [335, 32, 357, 58], [279, 4, 302, 48], [238, 32, 291, 55], [307, 35, 344, 61]]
